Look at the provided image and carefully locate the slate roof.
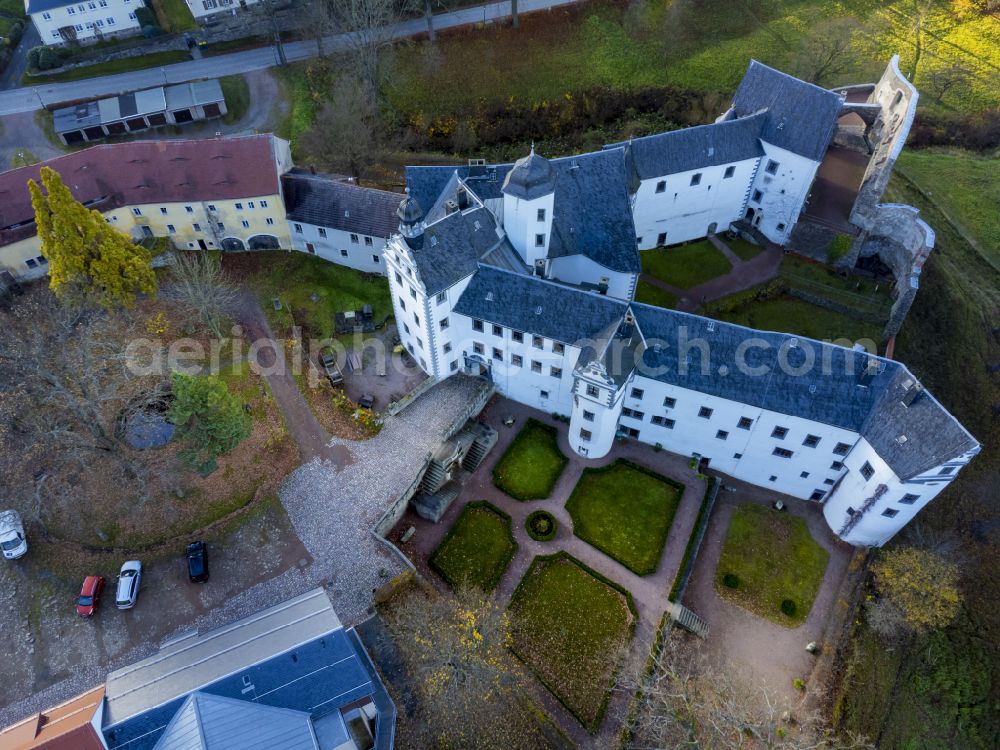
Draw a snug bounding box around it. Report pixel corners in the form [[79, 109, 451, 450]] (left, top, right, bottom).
[[407, 207, 510, 296], [25, 0, 77, 15], [0, 135, 283, 248], [152, 693, 317, 750], [405, 164, 513, 213], [502, 151, 556, 200], [731, 60, 844, 161], [605, 112, 767, 179], [282, 171, 401, 239]]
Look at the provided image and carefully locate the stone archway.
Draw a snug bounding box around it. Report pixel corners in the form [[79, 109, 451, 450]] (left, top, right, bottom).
[[220, 237, 246, 252], [247, 234, 280, 250]]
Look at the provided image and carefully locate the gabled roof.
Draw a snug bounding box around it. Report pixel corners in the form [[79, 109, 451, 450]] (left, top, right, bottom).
[[282, 171, 401, 239], [605, 112, 767, 179], [405, 163, 512, 213], [731, 60, 844, 161], [0, 686, 105, 750], [152, 693, 317, 750]]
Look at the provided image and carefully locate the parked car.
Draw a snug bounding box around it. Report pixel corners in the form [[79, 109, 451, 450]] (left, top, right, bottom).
[[0, 510, 27, 560], [76, 576, 105, 617], [115, 560, 142, 609], [186, 541, 209, 583], [358, 393, 375, 410], [318, 348, 343, 386]]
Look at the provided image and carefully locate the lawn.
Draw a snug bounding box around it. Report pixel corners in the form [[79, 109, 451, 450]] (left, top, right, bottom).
[[726, 237, 764, 261], [23, 50, 191, 84], [717, 295, 883, 345], [149, 0, 197, 32], [509, 553, 635, 730], [565, 459, 683, 576], [640, 240, 732, 290], [492, 419, 568, 501], [429, 501, 517, 592], [715, 504, 829, 626], [220, 75, 251, 125], [633, 278, 677, 309], [0, 0, 24, 16]]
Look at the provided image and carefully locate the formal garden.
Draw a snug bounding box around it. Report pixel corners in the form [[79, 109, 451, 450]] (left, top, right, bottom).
[[714, 503, 830, 626], [492, 418, 569, 500], [428, 501, 517, 592]]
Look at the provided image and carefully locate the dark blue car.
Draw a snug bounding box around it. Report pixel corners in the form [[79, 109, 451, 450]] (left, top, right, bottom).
[[186, 541, 209, 583]]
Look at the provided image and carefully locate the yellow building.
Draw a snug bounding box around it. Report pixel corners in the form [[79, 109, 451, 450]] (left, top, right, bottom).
[[0, 135, 292, 283]]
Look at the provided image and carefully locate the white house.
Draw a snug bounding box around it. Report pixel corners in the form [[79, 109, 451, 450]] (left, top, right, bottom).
[[282, 171, 401, 275], [27, 0, 143, 45], [185, 0, 259, 20]]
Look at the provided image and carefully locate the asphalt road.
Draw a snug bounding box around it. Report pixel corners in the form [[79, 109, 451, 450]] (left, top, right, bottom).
[[0, 0, 579, 116]]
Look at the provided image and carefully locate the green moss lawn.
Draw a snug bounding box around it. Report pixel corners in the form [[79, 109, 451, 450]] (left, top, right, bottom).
[[566, 460, 683, 576], [726, 237, 765, 261], [493, 419, 568, 500], [715, 504, 829, 626], [220, 75, 251, 125], [429, 501, 516, 592], [717, 295, 882, 345], [509, 553, 634, 730], [641, 240, 732, 290], [633, 279, 677, 309]]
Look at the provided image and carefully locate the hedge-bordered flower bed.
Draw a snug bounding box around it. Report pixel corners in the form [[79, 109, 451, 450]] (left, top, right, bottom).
[[525, 510, 557, 541]]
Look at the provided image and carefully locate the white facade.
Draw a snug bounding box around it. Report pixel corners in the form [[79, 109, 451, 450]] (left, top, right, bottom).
[[185, 0, 259, 20], [743, 144, 819, 245], [289, 221, 387, 275], [546, 254, 636, 300], [501, 189, 554, 269], [30, 0, 142, 45]]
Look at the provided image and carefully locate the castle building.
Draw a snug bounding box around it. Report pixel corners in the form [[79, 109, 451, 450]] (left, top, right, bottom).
[[383, 58, 978, 548]]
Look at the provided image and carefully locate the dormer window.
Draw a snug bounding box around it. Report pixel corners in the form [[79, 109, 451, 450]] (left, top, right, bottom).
[[724, 166, 735, 178], [690, 173, 702, 186], [537, 208, 546, 221], [655, 180, 666, 193]]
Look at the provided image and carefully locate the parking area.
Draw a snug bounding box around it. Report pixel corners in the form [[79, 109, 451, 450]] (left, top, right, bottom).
[[339, 326, 429, 413]]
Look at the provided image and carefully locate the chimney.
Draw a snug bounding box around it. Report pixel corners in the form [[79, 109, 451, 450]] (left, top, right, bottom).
[[456, 186, 469, 210], [444, 199, 459, 215], [858, 357, 878, 387], [901, 379, 923, 406]]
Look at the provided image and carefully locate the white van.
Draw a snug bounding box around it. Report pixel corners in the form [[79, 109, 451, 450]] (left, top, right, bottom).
[[0, 511, 27, 560]]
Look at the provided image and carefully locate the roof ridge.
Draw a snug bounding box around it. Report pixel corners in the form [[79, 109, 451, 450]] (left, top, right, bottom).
[[746, 59, 844, 100]]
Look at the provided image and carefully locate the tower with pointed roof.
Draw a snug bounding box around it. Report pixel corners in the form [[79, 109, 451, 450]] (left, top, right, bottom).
[[501, 146, 555, 270]]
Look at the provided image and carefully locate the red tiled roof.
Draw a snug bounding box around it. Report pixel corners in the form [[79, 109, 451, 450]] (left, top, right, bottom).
[[0, 135, 281, 247], [0, 686, 106, 750]]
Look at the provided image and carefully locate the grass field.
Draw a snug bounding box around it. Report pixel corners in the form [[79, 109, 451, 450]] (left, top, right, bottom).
[[23, 50, 191, 84], [429, 501, 517, 592], [715, 504, 829, 626], [150, 0, 197, 32], [634, 278, 678, 309], [509, 553, 634, 730], [726, 237, 764, 261], [0, 0, 24, 16], [493, 419, 568, 501], [717, 295, 882, 344], [641, 240, 732, 290], [566, 460, 683, 576], [220, 75, 251, 125]]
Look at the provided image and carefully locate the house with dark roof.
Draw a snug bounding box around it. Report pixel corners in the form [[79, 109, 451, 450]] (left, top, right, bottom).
[[282, 170, 402, 275], [379, 58, 978, 548], [27, 0, 142, 47]]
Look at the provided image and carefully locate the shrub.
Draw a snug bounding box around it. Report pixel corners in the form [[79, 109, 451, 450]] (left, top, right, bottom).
[[781, 599, 797, 617], [793, 678, 806, 691], [135, 6, 158, 28], [828, 234, 854, 262], [525, 510, 557, 542], [722, 573, 740, 589], [28, 46, 62, 71], [168, 371, 252, 468], [653, 442, 663, 452]]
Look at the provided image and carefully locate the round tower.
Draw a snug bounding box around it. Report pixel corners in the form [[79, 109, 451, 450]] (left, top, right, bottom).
[[397, 190, 425, 248]]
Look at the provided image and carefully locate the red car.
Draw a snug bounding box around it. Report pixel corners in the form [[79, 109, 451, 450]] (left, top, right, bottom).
[[76, 575, 105, 617]]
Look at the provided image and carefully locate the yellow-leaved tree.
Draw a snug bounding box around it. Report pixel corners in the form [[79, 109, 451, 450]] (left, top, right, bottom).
[[29, 166, 157, 309]]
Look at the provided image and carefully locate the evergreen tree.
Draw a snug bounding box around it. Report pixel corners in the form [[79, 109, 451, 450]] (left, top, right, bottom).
[[168, 372, 251, 468], [29, 166, 157, 309]]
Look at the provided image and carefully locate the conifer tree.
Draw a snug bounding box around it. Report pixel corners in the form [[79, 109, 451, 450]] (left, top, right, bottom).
[[29, 166, 157, 309]]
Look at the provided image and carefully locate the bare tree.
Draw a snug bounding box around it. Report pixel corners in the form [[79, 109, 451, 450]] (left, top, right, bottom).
[[302, 0, 338, 57], [163, 250, 237, 340], [622, 636, 873, 750], [298, 75, 386, 179], [331, 0, 403, 96], [792, 16, 862, 85], [923, 63, 972, 104]]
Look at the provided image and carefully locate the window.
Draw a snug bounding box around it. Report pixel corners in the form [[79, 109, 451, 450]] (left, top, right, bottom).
[[397, 297, 406, 311], [636, 237, 643, 245], [192, 223, 201, 232], [531, 360, 542, 373], [690, 173, 702, 186], [776, 223, 786, 232], [492, 348, 503, 361], [800, 471, 810, 478], [52, 30, 61, 37], [938, 466, 955, 476], [450, 360, 458, 372], [241, 220, 250, 229], [537, 208, 546, 221], [716, 430, 728, 440], [365, 236, 373, 246], [339, 248, 347, 257], [394, 272, 402, 284], [67, 5, 75, 12], [810, 491, 826, 501], [803, 434, 820, 448], [583, 410, 594, 422], [860, 461, 875, 481], [833, 442, 851, 456], [586, 384, 599, 398], [402, 323, 410, 334], [900, 493, 919, 505], [409, 287, 417, 300], [773, 447, 793, 459], [737, 416, 753, 430], [769, 475, 777, 482], [318, 228, 327, 238], [413, 314, 420, 326], [472, 319, 484, 332], [492, 324, 503, 336], [532, 335, 544, 349], [511, 354, 523, 367], [535, 234, 545, 247], [305, 243, 315, 254], [734, 452, 743, 459], [43, 11, 51, 18], [580, 429, 592, 442], [663, 397, 676, 408], [439, 318, 449, 330], [698, 407, 712, 419], [88, 1, 95, 8], [207, 204, 216, 211], [831, 461, 844, 471], [655, 180, 666, 193], [663, 418, 676, 429], [184, 205, 193, 214], [657, 232, 667, 246], [540, 390, 549, 399], [265, 217, 274, 226], [473, 342, 484, 355], [247, 201, 255, 209], [443, 342, 452, 354], [752, 189, 763, 203], [260, 200, 268, 208], [293, 223, 302, 233], [771, 426, 788, 439], [724, 166, 735, 179], [132, 207, 142, 216], [106, 16, 114, 23], [627, 388, 642, 401], [823, 478, 835, 485], [436, 291, 446, 304], [651, 416, 664, 425], [553, 342, 564, 354], [166, 224, 176, 233], [350, 234, 359, 244], [25, 258, 38, 269], [551, 366, 562, 378], [881, 508, 899, 518], [622, 407, 644, 420], [765, 159, 779, 175], [512, 330, 523, 343], [235, 203, 243, 210]]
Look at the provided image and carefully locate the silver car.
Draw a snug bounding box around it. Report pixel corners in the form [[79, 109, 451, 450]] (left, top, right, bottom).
[[115, 560, 142, 609]]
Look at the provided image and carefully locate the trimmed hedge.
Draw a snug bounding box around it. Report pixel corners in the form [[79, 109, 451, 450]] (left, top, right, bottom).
[[525, 510, 557, 542], [668, 477, 719, 602], [429, 501, 517, 593]]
